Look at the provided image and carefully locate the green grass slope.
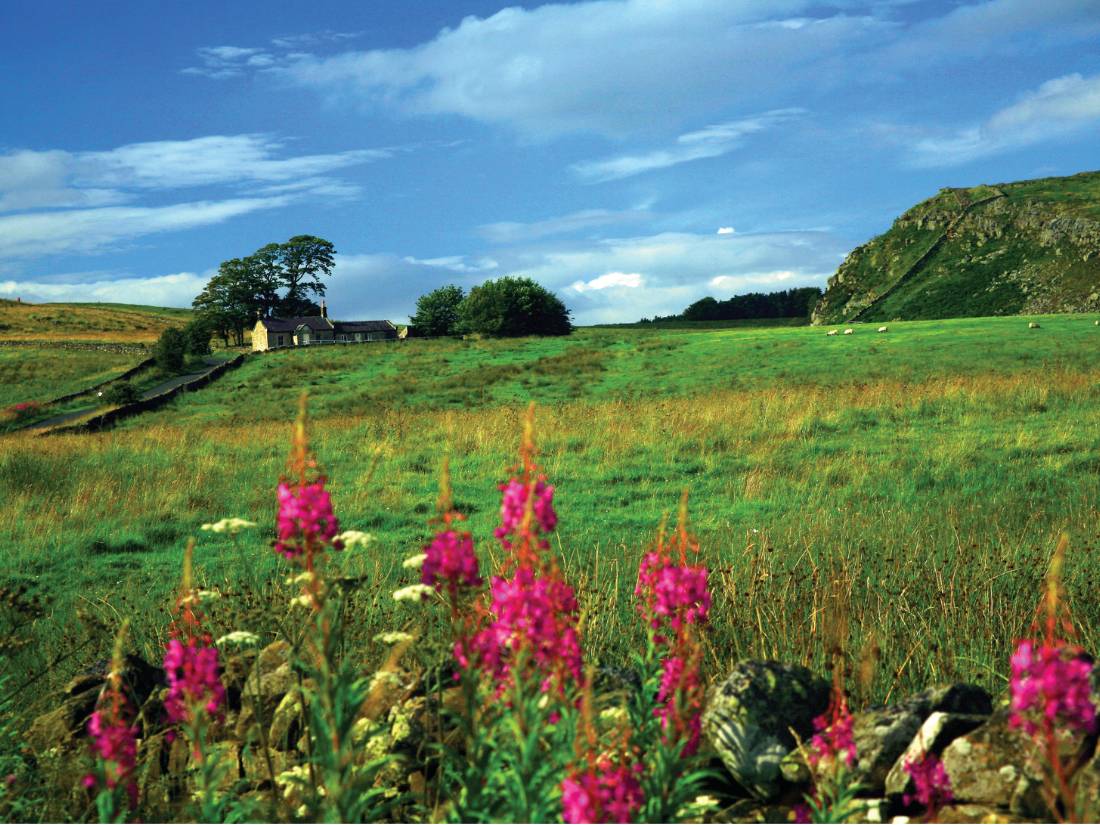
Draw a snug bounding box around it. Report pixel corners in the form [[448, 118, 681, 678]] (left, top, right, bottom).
[[2, 316, 1099, 714], [813, 171, 1100, 323], [0, 298, 190, 343]]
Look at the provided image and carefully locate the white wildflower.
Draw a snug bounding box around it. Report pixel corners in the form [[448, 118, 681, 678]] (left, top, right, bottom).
[[374, 631, 414, 645], [599, 706, 628, 724], [290, 594, 313, 609], [200, 518, 257, 535], [402, 553, 427, 570], [336, 530, 374, 549], [216, 631, 260, 647], [392, 584, 433, 602], [196, 589, 222, 603]]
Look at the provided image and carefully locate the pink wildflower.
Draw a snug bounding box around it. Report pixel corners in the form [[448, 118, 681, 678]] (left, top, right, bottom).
[[163, 638, 225, 724], [494, 477, 557, 547], [86, 708, 139, 806], [902, 753, 953, 811], [655, 655, 704, 756], [1008, 639, 1096, 737], [463, 567, 583, 692], [562, 761, 644, 824], [636, 553, 710, 634], [275, 478, 343, 559], [421, 529, 481, 594], [792, 802, 812, 823], [808, 701, 857, 769]]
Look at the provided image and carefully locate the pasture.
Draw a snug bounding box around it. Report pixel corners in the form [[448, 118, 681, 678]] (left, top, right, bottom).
[[2, 313, 1099, 722]]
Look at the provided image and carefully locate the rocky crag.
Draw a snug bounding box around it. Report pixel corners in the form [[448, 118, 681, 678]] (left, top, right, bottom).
[[813, 171, 1100, 324]]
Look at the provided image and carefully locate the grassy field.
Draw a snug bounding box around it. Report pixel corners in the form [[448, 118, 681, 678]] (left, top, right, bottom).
[[2, 313, 1099, 724], [0, 345, 144, 409], [0, 299, 190, 343]]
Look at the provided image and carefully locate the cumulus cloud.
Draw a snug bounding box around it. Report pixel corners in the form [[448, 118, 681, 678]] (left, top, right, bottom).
[[908, 72, 1100, 166], [0, 197, 288, 258], [0, 271, 209, 306], [717, 226, 735, 235], [570, 271, 643, 292], [276, 1, 885, 136], [573, 110, 805, 182]]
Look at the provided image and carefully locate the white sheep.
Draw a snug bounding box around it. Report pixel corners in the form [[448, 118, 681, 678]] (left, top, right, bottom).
[[877, 326, 888, 333], [826, 329, 838, 336], [843, 328, 854, 335], [1028, 321, 1040, 329]]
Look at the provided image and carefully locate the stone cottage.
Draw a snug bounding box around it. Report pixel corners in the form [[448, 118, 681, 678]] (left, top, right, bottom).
[[251, 302, 397, 352]]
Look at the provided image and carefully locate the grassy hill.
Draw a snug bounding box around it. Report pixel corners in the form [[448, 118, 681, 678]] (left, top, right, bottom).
[[813, 171, 1100, 323], [0, 299, 190, 343], [2, 315, 1098, 722]]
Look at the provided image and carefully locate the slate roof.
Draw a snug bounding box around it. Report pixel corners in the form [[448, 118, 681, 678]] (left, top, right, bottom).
[[259, 316, 394, 334]]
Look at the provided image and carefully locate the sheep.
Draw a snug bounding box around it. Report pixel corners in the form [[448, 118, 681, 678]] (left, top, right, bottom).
[[1094, 320, 1099, 326], [826, 329, 838, 336], [843, 328, 854, 335], [1028, 321, 1040, 329], [877, 325, 888, 333]]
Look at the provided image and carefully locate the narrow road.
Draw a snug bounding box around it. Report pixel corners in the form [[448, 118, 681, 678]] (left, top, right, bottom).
[[28, 357, 226, 431]]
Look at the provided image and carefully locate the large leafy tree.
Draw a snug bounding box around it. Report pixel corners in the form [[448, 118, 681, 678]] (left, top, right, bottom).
[[278, 235, 336, 316], [410, 284, 465, 336], [457, 276, 572, 337]]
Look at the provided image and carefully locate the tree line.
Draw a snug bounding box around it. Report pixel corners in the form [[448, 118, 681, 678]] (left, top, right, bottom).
[[192, 236, 336, 346], [642, 286, 823, 323]]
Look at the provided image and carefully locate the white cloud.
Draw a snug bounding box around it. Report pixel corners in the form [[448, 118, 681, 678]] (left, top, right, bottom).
[[717, 227, 735, 235], [0, 197, 288, 258], [401, 255, 499, 273], [277, 2, 884, 136], [0, 135, 391, 215], [573, 109, 805, 182], [478, 207, 653, 243], [0, 271, 209, 306], [908, 72, 1100, 167], [570, 271, 643, 292], [709, 270, 800, 290]]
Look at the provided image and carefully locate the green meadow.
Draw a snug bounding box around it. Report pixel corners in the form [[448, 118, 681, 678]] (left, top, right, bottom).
[[2, 313, 1099, 722], [0, 346, 143, 409]]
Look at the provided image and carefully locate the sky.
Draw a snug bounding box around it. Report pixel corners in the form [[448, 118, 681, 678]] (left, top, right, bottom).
[[1, 1, 1099, 325]]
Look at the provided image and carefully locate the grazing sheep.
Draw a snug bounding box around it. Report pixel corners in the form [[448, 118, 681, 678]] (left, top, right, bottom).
[[877, 325, 888, 333], [844, 328, 854, 335], [1028, 321, 1040, 329], [1095, 320, 1099, 326], [827, 329, 838, 336]]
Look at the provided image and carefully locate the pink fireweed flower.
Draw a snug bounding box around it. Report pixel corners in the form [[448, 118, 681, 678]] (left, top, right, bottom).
[[421, 529, 481, 595], [636, 553, 710, 635], [1008, 639, 1096, 736], [163, 638, 225, 724], [86, 708, 139, 806], [808, 699, 857, 769], [655, 655, 704, 756], [494, 477, 557, 548], [275, 478, 343, 559], [902, 753, 953, 810], [463, 566, 583, 692], [562, 760, 645, 824]]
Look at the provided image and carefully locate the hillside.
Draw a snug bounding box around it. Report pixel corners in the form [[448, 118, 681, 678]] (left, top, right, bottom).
[[813, 171, 1100, 324], [0, 299, 190, 343]]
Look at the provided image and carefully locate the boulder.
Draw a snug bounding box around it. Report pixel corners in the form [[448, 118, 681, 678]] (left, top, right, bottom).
[[940, 708, 1097, 820], [883, 712, 988, 799], [703, 661, 830, 799]]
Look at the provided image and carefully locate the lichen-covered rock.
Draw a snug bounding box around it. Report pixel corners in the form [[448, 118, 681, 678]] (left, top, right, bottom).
[[940, 708, 1097, 820], [883, 712, 988, 799], [703, 660, 829, 799]]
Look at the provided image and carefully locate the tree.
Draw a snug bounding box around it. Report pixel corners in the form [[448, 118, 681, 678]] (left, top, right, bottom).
[[457, 276, 572, 337], [182, 317, 213, 356], [410, 284, 465, 336], [279, 235, 336, 316], [154, 327, 188, 373]]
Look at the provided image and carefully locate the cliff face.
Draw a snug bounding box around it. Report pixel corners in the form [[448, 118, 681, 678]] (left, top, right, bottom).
[[812, 172, 1100, 324]]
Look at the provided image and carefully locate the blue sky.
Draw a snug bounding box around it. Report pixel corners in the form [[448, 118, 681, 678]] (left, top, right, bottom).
[[1, 0, 1098, 324]]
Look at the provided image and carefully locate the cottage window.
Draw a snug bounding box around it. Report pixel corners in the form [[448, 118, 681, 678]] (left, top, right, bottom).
[[355, 333, 363, 342]]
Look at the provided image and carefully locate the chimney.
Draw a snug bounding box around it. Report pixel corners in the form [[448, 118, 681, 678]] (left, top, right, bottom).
[[320, 298, 327, 319]]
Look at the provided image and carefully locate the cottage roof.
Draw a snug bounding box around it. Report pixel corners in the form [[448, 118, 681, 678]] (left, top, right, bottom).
[[259, 315, 333, 332], [332, 320, 395, 333]]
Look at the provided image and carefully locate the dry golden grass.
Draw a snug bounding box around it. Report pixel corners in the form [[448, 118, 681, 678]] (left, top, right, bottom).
[[0, 300, 189, 343]]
